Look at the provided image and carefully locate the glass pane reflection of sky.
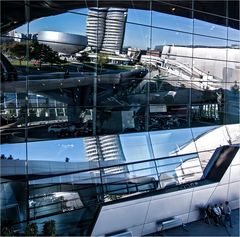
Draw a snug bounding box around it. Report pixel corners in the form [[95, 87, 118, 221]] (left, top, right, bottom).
[[152, 10, 193, 33], [150, 128, 196, 158], [191, 125, 230, 152], [156, 153, 198, 173], [120, 132, 151, 162], [0, 125, 232, 164], [15, 8, 240, 50], [1, 138, 86, 162], [29, 138, 86, 162], [1, 143, 26, 160]]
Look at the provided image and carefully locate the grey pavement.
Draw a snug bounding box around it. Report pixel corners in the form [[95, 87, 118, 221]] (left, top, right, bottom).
[[147, 209, 239, 236]]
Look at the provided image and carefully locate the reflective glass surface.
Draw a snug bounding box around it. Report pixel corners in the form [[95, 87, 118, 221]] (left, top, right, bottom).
[[1, 0, 239, 235], [152, 3, 193, 33], [120, 132, 152, 161], [150, 128, 196, 158], [1, 2, 239, 141], [194, 13, 227, 39], [228, 20, 240, 41]]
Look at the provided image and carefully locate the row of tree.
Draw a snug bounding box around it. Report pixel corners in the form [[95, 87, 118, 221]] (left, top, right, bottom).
[[2, 41, 62, 67], [1, 220, 56, 236], [76, 51, 109, 68], [1, 154, 14, 160], [2, 41, 112, 73]]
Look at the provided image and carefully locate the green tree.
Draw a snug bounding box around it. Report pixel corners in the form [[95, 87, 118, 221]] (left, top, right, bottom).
[[25, 223, 38, 236], [97, 53, 109, 73], [41, 45, 61, 67], [1, 154, 6, 160], [30, 41, 61, 68], [29, 41, 41, 63], [77, 52, 90, 63], [8, 42, 26, 65], [1, 226, 14, 236], [7, 155, 13, 160], [42, 220, 56, 236], [0, 42, 12, 55]]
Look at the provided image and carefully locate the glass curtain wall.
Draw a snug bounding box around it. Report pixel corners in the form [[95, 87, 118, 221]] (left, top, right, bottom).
[[1, 1, 239, 142], [1, 0, 239, 235]]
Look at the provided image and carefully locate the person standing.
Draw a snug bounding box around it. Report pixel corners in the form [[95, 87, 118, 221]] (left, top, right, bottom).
[[212, 204, 221, 225], [204, 205, 212, 224], [223, 201, 233, 227], [219, 203, 225, 215]]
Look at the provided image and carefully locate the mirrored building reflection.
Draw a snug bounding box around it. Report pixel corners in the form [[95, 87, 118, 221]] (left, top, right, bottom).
[[1, 0, 239, 236], [86, 8, 127, 53]]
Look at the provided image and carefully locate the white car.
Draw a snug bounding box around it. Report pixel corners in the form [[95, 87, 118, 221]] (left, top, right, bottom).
[[48, 124, 76, 134]]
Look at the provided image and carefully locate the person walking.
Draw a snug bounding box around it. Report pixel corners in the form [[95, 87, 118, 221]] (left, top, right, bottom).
[[223, 201, 233, 227]]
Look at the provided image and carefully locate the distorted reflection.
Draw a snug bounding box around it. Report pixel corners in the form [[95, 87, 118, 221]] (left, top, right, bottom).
[[120, 132, 151, 161], [150, 128, 196, 158], [194, 14, 227, 38], [1, 5, 239, 142], [158, 154, 203, 188], [191, 125, 230, 152], [1, 1, 239, 233]]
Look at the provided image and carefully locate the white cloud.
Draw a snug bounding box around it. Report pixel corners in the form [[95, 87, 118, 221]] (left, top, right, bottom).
[[58, 144, 75, 149]]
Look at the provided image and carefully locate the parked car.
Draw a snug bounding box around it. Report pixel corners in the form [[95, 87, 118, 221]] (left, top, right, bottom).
[[48, 123, 76, 134]]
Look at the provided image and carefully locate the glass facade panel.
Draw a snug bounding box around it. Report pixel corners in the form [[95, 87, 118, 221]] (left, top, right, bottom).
[[225, 124, 240, 145], [161, 1, 192, 10], [1, 180, 28, 224], [120, 132, 151, 162], [28, 169, 100, 236], [156, 153, 203, 188], [194, 13, 227, 39], [127, 2, 151, 26], [1, 110, 28, 144], [96, 106, 147, 134], [152, 4, 193, 33], [29, 12, 87, 36], [101, 160, 157, 192], [193, 36, 227, 60], [123, 23, 151, 50], [194, 0, 227, 17], [1, 0, 239, 235], [150, 128, 196, 158], [227, 1, 239, 21], [228, 20, 240, 41], [224, 82, 239, 124], [191, 125, 230, 152], [0, 142, 26, 161], [152, 28, 193, 56], [227, 42, 240, 63], [27, 138, 86, 162]]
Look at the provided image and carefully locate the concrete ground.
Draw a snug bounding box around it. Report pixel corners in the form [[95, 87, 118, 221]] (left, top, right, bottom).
[[147, 209, 239, 236]]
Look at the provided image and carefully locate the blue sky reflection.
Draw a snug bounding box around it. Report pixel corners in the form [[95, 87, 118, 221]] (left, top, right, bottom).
[[14, 8, 239, 50], [1, 138, 86, 162]]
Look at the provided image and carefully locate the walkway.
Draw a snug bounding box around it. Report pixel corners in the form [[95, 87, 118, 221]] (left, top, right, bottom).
[[147, 209, 239, 236]]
